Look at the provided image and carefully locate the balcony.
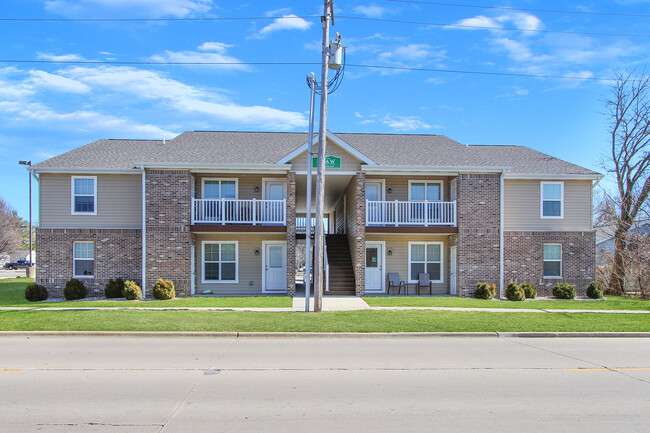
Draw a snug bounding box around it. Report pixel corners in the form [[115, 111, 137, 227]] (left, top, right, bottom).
[[366, 200, 457, 227], [192, 198, 286, 225]]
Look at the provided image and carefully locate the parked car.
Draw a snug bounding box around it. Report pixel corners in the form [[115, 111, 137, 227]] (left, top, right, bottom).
[[4, 259, 30, 270]]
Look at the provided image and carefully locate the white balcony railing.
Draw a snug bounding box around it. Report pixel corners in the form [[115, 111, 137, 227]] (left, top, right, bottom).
[[366, 200, 457, 227], [192, 198, 286, 225]]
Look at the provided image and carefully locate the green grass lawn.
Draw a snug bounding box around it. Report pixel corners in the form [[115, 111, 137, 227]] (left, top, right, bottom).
[[363, 295, 650, 310], [0, 309, 648, 332], [0, 278, 292, 308]]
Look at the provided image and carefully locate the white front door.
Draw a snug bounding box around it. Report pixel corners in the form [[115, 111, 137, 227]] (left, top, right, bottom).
[[365, 181, 384, 201], [263, 242, 286, 292], [450, 246, 457, 295], [264, 181, 285, 200], [263, 180, 286, 224], [365, 243, 384, 293]]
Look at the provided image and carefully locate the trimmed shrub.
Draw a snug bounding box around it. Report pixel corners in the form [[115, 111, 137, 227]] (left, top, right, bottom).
[[123, 280, 142, 300], [520, 282, 537, 299], [152, 279, 175, 300], [25, 283, 48, 302], [586, 281, 604, 299], [104, 278, 125, 298], [505, 281, 525, 301], [475, 282, 495, 300], [553, 283, 576, 299], [63, 278, 87, 300]]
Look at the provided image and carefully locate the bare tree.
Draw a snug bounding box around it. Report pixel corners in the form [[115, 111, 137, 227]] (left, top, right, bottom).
[[0, 196, 22, 258], [604, 72, 650, 294]]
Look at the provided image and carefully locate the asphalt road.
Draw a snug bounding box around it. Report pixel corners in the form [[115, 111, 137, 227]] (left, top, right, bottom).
[[0, 336, 649, 432]]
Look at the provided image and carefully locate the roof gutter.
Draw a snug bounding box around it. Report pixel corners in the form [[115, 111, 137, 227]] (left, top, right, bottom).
[[361, 165, 509, 174], [30, 168, 141, 175], [134, 163, 292, 172], [504, 173, 602, 181]]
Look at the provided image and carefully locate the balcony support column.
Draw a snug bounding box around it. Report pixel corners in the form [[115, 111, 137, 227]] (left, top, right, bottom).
[[286, 171, 297, 296]]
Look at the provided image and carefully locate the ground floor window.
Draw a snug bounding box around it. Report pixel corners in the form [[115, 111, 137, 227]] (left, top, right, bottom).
[[409, 242, 443, 282], [202, 241, 238, 283], [543, 243, 562, 278], [73, 241, 94, 277]]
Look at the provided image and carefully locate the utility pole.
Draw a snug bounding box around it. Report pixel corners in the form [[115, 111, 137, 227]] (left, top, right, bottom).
[[304, 72, 317, 312], [312, 0, 332, 312]]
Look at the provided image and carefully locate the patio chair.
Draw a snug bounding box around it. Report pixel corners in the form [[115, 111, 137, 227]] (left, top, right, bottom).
[[387, 273, 406, 295], [417, 273, 433, 295]]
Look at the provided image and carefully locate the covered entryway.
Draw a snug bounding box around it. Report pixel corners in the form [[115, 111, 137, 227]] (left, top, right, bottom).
[[263, 241, 287, 293], [365, 242, 385, 293]]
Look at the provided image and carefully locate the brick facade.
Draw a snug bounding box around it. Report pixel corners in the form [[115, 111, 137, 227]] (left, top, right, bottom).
[[348, 172, 366, 295], [286, 171, 297, 295], [456, 174, 501, 297], [504, 231, 596, 296], [145, 170, 192, 297], [35, 228, 141, 298]]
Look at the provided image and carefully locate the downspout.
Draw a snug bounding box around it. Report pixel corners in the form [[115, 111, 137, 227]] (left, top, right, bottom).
[[141, 164, 146, 298], [499, 169, 505, 299]]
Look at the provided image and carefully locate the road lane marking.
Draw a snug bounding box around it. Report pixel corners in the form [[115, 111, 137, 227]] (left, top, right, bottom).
[[0, 370, 21, 373], [564, 368, 650, 372]]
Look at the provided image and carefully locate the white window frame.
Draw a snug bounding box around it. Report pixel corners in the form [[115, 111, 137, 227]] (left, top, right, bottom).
[[540, 181, 564, 219], [543, 243, 563, 279], [71, 176, 97, 215], [408, 180, 444, 202], [408, 241, 444, 283], [72, 241, 94, 278], [201, 178, 239, 199], [201, 240, 238, 284]]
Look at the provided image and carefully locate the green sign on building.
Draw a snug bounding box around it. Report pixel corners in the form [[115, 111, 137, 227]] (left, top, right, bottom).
[[312, 154, 341, 169]]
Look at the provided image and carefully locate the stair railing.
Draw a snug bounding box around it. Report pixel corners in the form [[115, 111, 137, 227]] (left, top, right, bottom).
[[324, 237, 330, 292]]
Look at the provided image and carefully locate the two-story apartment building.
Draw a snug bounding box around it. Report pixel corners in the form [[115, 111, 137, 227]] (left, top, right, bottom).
[[31, 131, 601, 298]]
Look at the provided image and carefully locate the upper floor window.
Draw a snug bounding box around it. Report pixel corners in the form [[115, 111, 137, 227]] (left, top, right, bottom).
[[541, 182, 563, 218], [202, 179, 237, 199], [71, 176, 97, 215], [410, 181, 442, 201]]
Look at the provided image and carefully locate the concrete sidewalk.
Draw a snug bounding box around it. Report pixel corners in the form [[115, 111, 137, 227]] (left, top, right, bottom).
[[292, 295, 370, 312]]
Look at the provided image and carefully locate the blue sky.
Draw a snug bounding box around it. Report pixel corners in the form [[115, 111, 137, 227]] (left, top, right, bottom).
[[1, 0, 649, 221]]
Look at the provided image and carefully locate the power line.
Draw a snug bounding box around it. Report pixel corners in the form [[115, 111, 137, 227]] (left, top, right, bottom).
[[339, 16, 650, 38], [0, 58, 618, 82], [385, 0, 650, 18], [0, 14, 646, 38]]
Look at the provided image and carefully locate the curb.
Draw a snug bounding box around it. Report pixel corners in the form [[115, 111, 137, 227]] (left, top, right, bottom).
[[1, 331, 649, 338]]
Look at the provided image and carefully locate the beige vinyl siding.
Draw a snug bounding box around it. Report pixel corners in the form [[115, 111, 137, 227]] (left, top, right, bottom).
[[195, 233, 286, 295], [366, 234, 450, 294], [333, 197, 345, 234], [366, 175, 453, 201], [291, 139, 361, 172], [193, 173, 285, 200], [504, 180, 592, 231], [39, 173, 141, 228]]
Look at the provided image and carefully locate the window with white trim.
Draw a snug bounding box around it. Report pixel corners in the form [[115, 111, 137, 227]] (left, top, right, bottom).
[[202, 241, 238, 283], [409, 242, 443, 282], [73, 241, 94, 277], [541, 182, 564, 218], [71, 176, 97, 215], [543, 244, 562, 278], [410, 181, 442, 201], [202, 179, 237, 199]]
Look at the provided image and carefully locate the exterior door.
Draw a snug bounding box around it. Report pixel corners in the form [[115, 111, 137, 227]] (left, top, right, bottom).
[[366, 181, 384, 224], [264, 242, 287, 292], [263, 180, 286, 224], [450, 246, 457, 295], [365, 243, 384, 293]]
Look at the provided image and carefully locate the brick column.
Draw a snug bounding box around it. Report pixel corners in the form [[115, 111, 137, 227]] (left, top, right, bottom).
[[286, 171, 297, 295], [456, 174, 501, 297], [354, 172, 366, 296], [145, 169, 192, 297]]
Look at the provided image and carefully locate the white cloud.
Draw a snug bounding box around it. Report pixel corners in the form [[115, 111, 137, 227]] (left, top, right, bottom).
[[353, 5, 390, 18], [150, 42, 249, 71], [29, 71, 90, 94], [44, 0, 212, 18], [451, 15, 500, 30], [493, 38, 533, 62], [381, 115, 432, 131], [36, 53, 86, 62], [255, 14, 312, 37], [62, 66, 306, 129], [380, 44, 440, 61], [448, 12, 542, 33]]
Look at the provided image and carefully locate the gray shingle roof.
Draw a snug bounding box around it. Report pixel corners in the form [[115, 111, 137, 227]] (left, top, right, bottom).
[[32, 131, 600, 177]]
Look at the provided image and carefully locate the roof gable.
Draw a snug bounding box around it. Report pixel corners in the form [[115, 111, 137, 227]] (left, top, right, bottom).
[[276, 131, 376, 165]]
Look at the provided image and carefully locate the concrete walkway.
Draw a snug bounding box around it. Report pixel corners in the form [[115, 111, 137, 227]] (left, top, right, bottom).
[[291, 295, 370, 312]]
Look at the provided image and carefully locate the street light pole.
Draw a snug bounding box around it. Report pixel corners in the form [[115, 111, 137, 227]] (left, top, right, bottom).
[[18, 160, 32, 267], [304, 72, 317, 312], [312, 0, 332, 312]]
